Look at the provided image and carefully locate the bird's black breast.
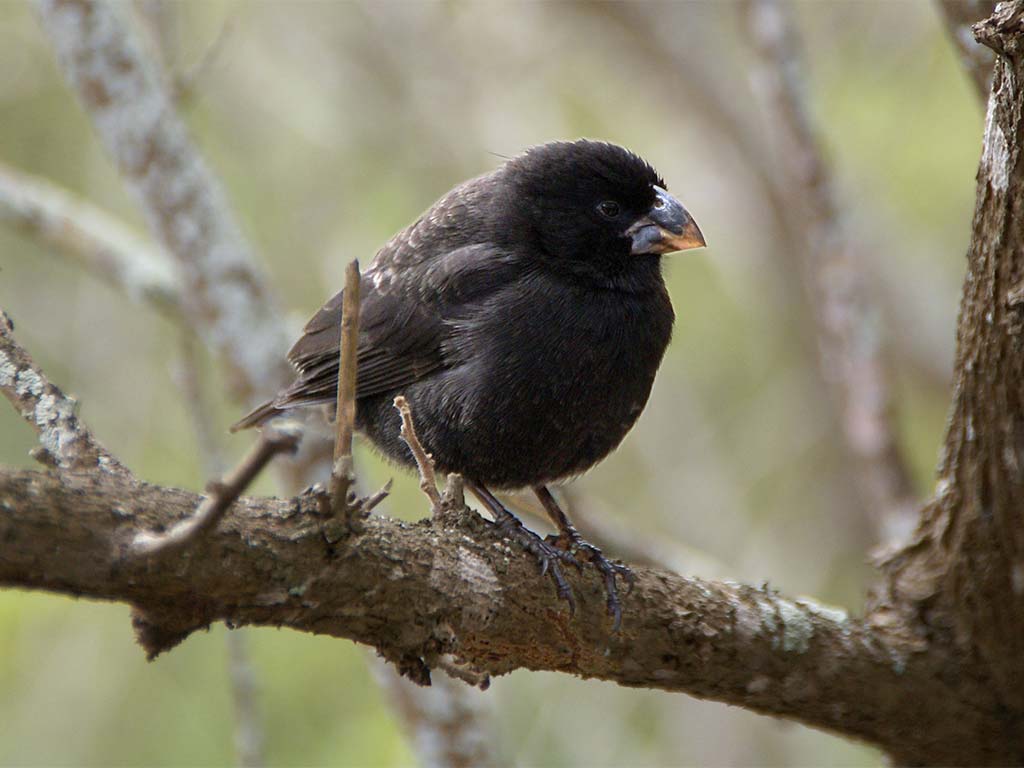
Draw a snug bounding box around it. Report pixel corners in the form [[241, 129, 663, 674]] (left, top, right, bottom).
[[358, 266, 674, 489]]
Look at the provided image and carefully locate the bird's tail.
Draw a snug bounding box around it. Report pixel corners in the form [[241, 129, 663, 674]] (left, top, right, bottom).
[[229, 399, 283, 432]]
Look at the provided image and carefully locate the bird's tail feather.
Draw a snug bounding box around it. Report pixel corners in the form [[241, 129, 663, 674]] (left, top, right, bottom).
[[229, 400, 282, 432]]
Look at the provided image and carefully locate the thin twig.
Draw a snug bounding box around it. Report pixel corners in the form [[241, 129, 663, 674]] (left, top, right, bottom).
[[393, 395, 442, 509], [131, 423, 301, 557], [362, 479, 393, 514], [329, 260, 361, 514], [743, 0, 919, 545]]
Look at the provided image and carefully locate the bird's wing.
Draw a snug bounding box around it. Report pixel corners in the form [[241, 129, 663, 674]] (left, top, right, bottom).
[[274, 241, 521, 409]]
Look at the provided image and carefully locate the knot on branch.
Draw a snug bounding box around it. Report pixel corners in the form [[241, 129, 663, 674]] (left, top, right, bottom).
[[975, 1, 1024, 57]]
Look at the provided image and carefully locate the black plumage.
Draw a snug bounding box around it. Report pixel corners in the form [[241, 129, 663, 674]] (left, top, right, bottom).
[[234, 139, 705, 626]]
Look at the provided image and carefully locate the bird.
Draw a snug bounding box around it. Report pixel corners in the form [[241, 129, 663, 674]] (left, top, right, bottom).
[[233, 139, 705, 628]]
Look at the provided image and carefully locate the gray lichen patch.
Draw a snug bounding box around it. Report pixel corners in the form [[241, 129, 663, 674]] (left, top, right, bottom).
[[15, 368, 43, 399], [795, 597, 849, 627], [0, 351, 16, 388], [776, 598, 814, 654]]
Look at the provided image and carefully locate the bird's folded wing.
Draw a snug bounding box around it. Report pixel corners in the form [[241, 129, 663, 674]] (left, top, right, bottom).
[[275, 243, 521, 409]]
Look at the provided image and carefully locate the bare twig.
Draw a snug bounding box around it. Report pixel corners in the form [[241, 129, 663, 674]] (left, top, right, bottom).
[[743, 0, 919, 544], [937, 0, 998, 103], [362, 479, 393, 514], [393, 395, 442, 509], [33, 0, 290, 404], [329, 260, 361, 514], [0, 308, 124, 473], [130, 422, 301, 557], [0, 162, 182, 320]]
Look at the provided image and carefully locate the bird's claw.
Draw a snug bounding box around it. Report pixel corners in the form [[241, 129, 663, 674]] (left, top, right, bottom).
[[492, 516, 578, 615], [546, 532, 633, 631]]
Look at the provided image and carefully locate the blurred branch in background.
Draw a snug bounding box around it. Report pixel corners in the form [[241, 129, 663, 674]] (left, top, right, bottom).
[[33, 0, 289, 405], [937, 0, 998, 102], [173, 335, 266, 768], [742, 0, 919, 546], [0, 162, 181, 320], [370, 657, 496, 768]]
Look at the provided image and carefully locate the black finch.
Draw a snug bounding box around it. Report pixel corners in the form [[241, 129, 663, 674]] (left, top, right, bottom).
[[234, 139, 705, 627]]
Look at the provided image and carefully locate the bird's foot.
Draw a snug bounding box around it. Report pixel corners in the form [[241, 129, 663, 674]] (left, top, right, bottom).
[[546, 531, 634, 631], [492, 513, 580, 616]]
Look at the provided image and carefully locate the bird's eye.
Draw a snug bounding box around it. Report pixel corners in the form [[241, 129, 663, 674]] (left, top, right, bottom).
[[597, 201, 621, 219], [652, 196, 666, 210]]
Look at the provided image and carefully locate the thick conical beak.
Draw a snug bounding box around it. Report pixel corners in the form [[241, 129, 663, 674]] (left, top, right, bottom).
[[626, 186, 706, 255]]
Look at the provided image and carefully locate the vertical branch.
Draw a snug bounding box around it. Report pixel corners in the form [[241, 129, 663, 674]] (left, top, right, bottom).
[[329, 260, 361, 513], [743, 0, 919, 544]]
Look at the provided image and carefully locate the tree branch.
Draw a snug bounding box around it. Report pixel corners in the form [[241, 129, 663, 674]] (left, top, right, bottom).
[[0, 461, 999, 763]]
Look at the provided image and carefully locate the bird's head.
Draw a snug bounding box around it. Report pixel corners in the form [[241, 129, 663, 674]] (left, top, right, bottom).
[[498, 140, 705, 286]]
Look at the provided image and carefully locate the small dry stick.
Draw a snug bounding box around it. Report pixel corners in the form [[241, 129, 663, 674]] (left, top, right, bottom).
[[329, 260, 361, 514], [393, 395, 442, 508], [131, 423, 302, 557]]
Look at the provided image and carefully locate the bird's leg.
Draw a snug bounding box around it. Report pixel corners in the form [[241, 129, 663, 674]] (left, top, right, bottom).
[[466, 480, 579, 616], [534, 485, 635, 631]]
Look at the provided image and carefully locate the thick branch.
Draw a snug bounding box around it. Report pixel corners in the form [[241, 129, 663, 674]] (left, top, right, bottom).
[[0, 464, 1001, 763]]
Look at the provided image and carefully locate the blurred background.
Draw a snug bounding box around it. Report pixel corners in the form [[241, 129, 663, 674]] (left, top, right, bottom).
[[0, 1, 982, 765]]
